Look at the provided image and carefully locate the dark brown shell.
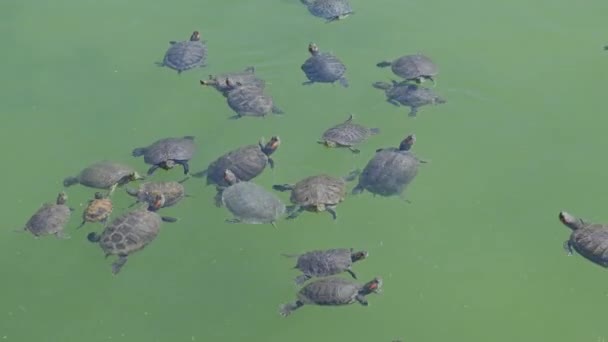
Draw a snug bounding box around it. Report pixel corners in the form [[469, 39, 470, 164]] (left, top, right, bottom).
[[98, 209, 162, 256], [25, 203, 71, 237], [291, 174, 346, 207], [570, 224, 608, 267], [206, 144, 269, 186], [83, 198, 113, 223]]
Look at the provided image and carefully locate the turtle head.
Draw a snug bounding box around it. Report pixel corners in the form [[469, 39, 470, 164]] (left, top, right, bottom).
[[190, 31, 201, 41], [308, 43, 319, 56], [223, 169, 239, 185], [359, 277, 383, 296], [147, 191, 166, 211], [559, 211, 587, 231], [261, 136, 280, 156], [94, 192, 104, 200], [56, 192, 68, 205], [351, 250, 369, 263], [129, 172, 144, 182], [200, 75, 218, 86], [398, 134, 416, 151], [160, 160, 176, 170]]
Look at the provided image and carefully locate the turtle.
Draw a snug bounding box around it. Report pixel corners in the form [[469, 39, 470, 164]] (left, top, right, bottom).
[[301, 43, 348, 87], [158, 31, 207, 74], [78, 192, 113, 229], [352, 134, 426, 199], [300, 0, 354, 22], [376, 54, 439, 84], [373, 81, 446, 117], [193, 136, 280, 187], [559, 211, 608, 268], [279, 276, 383, 317], [282, 248, 369, 285], [215, 169, 286, 227], [87, 192, 177, 275], [318, 114, 380, 153], [22, 192, 72, 239], [132, 136, 196, 176], [272, 169, 360, 220], [200, 66, 265, 97], [224, 79, 283, 119], [63, 161, 144, 194], [125, 181, 186, 208]]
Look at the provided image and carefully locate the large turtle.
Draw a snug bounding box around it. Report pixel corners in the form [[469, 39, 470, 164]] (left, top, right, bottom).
[[300, 0, 354, 22], [373, 81, 446, 117], [301, 43, 348, 87], [318, 114, 380, 153], [282, 248, 369, 285], [559, 211, 608, 268], [200, 66, 265, 97], [132, 136, 196, 175], [63, 161, 144, 194], [78, 192, 113, 229], [126, 181, 186, 208], [194, 136, 280, 187], [87, 193, 177, 275], [224, 79, 283, 119], [279, 276, 383, 317], [158, 31, 207, 74], [22, 192, 72, 239], [215, 169, 286, 227], [273, 169, 360, 220], [376, 54, 439, 84], [352, 134, 426, 199]]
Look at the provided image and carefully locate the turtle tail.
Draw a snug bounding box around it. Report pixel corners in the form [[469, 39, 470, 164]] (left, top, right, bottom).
[[376, 61, 392, 68], [280, 253, 299, 258], [131, 147, 146, 157], [63, 176, 79, 187]]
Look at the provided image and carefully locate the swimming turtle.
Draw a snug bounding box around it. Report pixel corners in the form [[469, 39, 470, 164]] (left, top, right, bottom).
[[352, 134, 426, 199], [224, 79, 283, 119], [376, 54, 438, 84], [300, 0, 354, 22], [194, 136, 280, 187], [373, 81, 446, 117], [87, 193, 177, 275], [301, 43, 348, 87], [215, 169, 286, 227], [318, 114, 380, 153], [126, 181, 186, 208], [63, 161, 144, 194], [22, 192, 72, 239], [282, 248, 369, 285], [559, 211, 608, 268], [78, 192, 113, 229], [279, 276, 382, 317], [132, 136, 196, 175], [200, 66, 265, 97], [273, 169, 360, 220], [158, 31, 207, 74]]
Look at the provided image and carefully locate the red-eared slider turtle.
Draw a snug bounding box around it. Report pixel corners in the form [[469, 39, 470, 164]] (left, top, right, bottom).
[[279, 276, 382, 317], [282, 248, 369, 285], [87, 193, 177, 275], [301, 43, 348, 87], [319, 114, 380, 153], [194, 136, 280, 187], [126, 181, 186, 208], [559, 211, 608, 267], [224, 79, 284, 119], [215, 169, 286, 227], [63, 161, 144, 194], [353, 134, 426, 199], [200, 66, 265, 97], [158, 31, 207, 74], [300, 0, 354, 22], [376, 54, 439, 84], [373, 81, 446, 117], [132, 136, 196, 175], [272, 169, 360, 220], [78, 192, 113, 229], [22, 192, 72, 239]]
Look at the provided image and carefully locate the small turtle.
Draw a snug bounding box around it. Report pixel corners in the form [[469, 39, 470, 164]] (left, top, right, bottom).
[[63, 161, 144, 194], [158, 31, 207, 74], [273, 169, 360, 220], [559, 211, 608, 268], [194, 136, 280, 187], [318, 114, 380, 153], [282, 248, 369, 285], [22, 192, 72, 239], [78, 192, 113, 229], [300, 0, 354, 22], [301, 43, 348, 87], [200, 66, 265, 97], [132, 136, 196, 176], [224, 79, 283, 119], [279, 276, 382, 317], [376, 54, 439, 84], [216, 169, 286, 227], [126, 181, 186, 208], [373, 81, 446, 117], [87, 193, 177, 275]]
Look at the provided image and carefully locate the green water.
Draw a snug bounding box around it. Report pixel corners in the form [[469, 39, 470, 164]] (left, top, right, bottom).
[[2, 0, 608, 341]]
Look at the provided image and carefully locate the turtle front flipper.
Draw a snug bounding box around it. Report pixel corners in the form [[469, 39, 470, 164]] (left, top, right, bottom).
[[175, 160, 190, 175], [346, 268, 357, 279], [563, 239, 575, 256], [326, 206, 338, 220], [348, 147, 360, 154], [286, 206, 303, 220], [147, 165, 160, 176], [295, 274, 311, 286], [355, 294, 368, 306], [272, 184, 295, 192]]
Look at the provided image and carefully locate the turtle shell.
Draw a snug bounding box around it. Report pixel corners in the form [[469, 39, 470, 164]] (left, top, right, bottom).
[[129, 181, 185, 208], [206, 144, 270, 186], [321, 116, 379, 147], [227, 86, 277, 117], [297, 277, 360, 305], [65, 161, 139, 189], [98, 209, 162, 257], [304, 0, 353, 20], [387, 83, 443, 108], [389, 54, 438, 81], [355, 149, 420, 197], [25, 201, 71, 237], [83, 198, 113, 223], [136, 136, 196, 165], [295, 248, 352, 277], [204, 67, 265, 96], [569, 224, 608, 267], [291, 175, 346, 208], [162, 37, 207, 73], [221, 182, 286, 224], [302, 52, 346, 84]]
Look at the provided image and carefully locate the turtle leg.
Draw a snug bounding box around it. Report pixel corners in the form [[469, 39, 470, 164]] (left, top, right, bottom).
[[268, 157, 275, 169], [147, 165, 160, 176], [272, 184, 295, 192], [345, 268, 358, 279], [302, 80, 314, 86], [408, 106, 418, 117], [326, 206, 338, 220], [111, 255, 129, 275], [355, 294, 368, 306], [175, 160, 190, 175], [387, 99, 401, 107], [295, 274, 311, 286], [338, 77, 349, 88], [108, 184, 118, 196], [77, 220, 86, 229], [279, 300, 304, 317], [286, 206, 303, 220], [226, 218, 241, 224], [563, 240, 574, 256], [348, 146, 360, 154], [214, 190, 224, 208], [55, 230, 70, 240], [271, 221, 278, 229]]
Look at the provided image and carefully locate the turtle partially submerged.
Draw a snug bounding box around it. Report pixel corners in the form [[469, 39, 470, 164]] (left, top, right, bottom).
[[63, 161, 144, 194], [126, 181, 186, 208], [300, 0, 354, 22], [78, 192, 113, 229], [215, 169, 286, 227], [224, 79, 283, 119], [373, 81, 446, 117], [132, 136, 196, 175], [22, 192, 72, 239], [283, 248, 369, 285], [279, 276, 382, 317], [273, 169, 360, 220], [318, 114, 380, 153], [376, 54, 439, 84], [200, 66, 265, 97], [301, 43, 348, 87], [87, 193, 177, 275], [353, 134, 426, 199], [559, 211, 608, 268], [158, 31, 207, 74]]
